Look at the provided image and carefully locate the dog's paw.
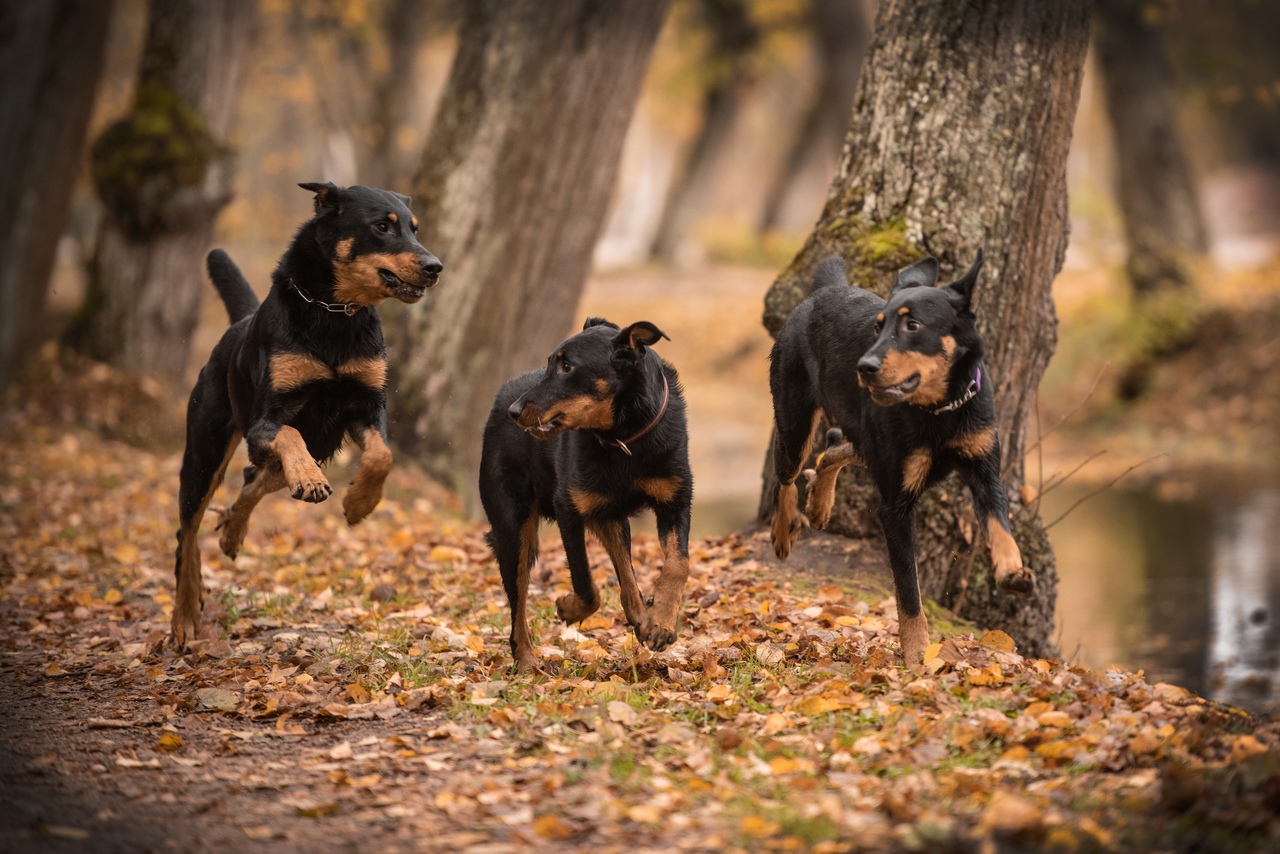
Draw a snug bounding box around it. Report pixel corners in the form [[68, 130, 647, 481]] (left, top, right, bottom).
[[997, 567, 1035, 597], [342, 489, 379, 526], [637, 617, 677, 651], [555, 592, 599, 624], [805, 490, 833, 530], [170, 606, 202, 649], [215, 509, 245, 559], [290, 471, 332, 503], [513, 647, 541, 675]]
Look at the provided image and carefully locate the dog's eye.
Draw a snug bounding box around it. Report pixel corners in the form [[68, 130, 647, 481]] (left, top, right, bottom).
[[374, 221, 390, 234], [905, 319, 922, 333], [559, 361, 573, 374]]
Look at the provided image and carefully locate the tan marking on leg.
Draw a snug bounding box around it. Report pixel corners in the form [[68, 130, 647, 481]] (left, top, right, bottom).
[[635, 475, 682, 504], [949, 427, 995, 459], [899, 611, 930, 668], [590, 520, 646, 628], [569, 487, 610, 516], [902, 448, 932, 494], [172, 432, 242, 646], [771, 410, 822, 559], [270, 353, 333, 393], [270, 425, 331, 503], [988, 516, 1031, 595], [512, 514, 539, 673], [217, 465, 286, 558], [804, 442, 863, 529], [336, 356, 387, 391], [343, 428, 393, 525], [637, 531, 688, 651]]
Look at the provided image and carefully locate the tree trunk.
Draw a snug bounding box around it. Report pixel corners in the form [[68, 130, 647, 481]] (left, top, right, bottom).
[[0, 0, 115, 393], [649, 0, 760, 261], [759, 0, 1091, 656], [67, 0, 254, 386], [384, 0, 669, 506], [1095, 0, 1207, 295], [758, 0, 868, 234]]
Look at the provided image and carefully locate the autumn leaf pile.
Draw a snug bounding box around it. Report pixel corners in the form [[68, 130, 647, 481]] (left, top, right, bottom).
[[2, 359, 1279, 853]]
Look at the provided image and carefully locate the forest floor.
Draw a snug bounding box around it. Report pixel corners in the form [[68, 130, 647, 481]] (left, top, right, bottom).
[[3, 345, 1280, 854]]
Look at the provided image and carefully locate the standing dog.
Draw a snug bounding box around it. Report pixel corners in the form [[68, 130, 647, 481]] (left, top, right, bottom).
[[171, 182, 442, 645], [479, 318, 693, 673], [768, 251, 1032, 665]]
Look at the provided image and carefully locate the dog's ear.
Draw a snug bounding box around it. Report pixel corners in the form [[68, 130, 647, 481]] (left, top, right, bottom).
[[394, 192, 412, 208], [299, 182, 343, 214], [943, 247, 984, 312], [583, 316, 621, 332], [891, 257, 939, 293], [613, 321, 669, 353]]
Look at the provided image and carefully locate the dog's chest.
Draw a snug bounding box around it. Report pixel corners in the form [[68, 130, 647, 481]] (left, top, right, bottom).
[[564, 471, 685, 518], [268, 352, 387, 395]]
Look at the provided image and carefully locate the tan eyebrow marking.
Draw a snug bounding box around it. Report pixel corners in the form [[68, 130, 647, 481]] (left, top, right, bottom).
[[898, 306, 910, 316], [388, 212, 398, 223], [411, 217, 418, 229], [876, 312, 885, 324]]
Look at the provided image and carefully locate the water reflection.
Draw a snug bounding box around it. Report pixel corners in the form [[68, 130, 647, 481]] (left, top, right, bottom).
[[1046, 477, 1280, 714]]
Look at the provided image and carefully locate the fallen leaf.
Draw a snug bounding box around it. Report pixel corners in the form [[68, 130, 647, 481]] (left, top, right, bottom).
[[195, 687, 240, 712], [607, 701, 637, 726], [979, 630, 1017, 653]]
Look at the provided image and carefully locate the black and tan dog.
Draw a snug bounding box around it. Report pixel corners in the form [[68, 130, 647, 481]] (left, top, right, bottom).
[[479, 318, 693, 673], [171, 182, 442, 645], [768, 250, 1032, 665]]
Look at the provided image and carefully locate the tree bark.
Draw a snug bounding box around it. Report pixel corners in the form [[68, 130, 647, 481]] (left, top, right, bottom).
[[0, 0, 115, 393], [1095, 0, 1207, 295], [385, 0, 669, 505], [759, 0, 1091, 656], [758, 0, 868, 234], [67, 0, 254, 386], [649, 0, 760, 261]]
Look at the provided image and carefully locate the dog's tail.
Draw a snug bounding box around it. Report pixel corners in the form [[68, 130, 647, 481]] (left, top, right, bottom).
[[812, 256, 847, 291], [207, 249, 260, 324]]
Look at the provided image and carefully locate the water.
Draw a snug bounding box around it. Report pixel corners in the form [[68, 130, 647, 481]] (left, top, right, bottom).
[[1045, 475, 1280, 714]]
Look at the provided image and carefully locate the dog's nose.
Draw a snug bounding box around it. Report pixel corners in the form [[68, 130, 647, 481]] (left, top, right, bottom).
[[420, 254, 443, 277], [857, 355, 881, 377], [507, 400, 525, 421]]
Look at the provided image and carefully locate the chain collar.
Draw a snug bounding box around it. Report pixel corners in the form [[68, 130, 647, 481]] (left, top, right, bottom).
[[598, 374, 669, 456], [290, 279, 362, 316], [928, 366, 982, 415]]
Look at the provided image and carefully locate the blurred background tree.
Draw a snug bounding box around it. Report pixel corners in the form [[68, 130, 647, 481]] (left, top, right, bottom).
[[0, 0, 115, 392], [382, 0, 670, 502], [66, 0, 255, 387]]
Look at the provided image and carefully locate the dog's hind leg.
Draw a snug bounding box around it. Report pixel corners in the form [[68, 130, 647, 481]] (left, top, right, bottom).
[[803, 428, 863, 529], [957, 436, 1032, 596], [342, 425, 393, 526], [589, 519, 646, 629], [173, 422, 241, 647], [770, 408, 821, 559], [554, 512, 601, 625], [489, 511, 540, 673], [216, 464, 286, 559]]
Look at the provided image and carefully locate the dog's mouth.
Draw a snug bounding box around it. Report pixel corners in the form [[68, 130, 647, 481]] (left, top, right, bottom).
[[379, 269, 433, 303], [864, 373, 920, 405], [522, 414, 564, 439]]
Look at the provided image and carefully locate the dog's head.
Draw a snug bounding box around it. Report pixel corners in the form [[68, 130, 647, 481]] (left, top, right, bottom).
[[856, 249, 985, 408], [298, 181, 443, 306], [508, 317, 669, 439]]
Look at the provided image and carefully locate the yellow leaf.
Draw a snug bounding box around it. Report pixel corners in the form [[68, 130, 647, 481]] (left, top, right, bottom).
[[835, 615, 860, 627], [816, 585, 844, 603], [979, 629, 1016, 653], [110, 545, 138, 565], [1024, 701, 1053, 717], [924, 642, 942, 661], [627, 805, 661, 824], [768, 756, 801, 774], [44, 662, 67, 676], [102, 588, 123, 605], [762, 713, 790, 736], [155, 732, 184, 752], [1037, 711, 1073, 729], [465, 635, 486, 654], [967, 662, 1003, 686], [345, 684, 371, 704], [533, 814, 574, 840], [1229, 734, 1268, 762], [706, 685, 734, 703], [740, 815, 780, 838], [428, 545, 468, 565], [580, 614, 611, 631]]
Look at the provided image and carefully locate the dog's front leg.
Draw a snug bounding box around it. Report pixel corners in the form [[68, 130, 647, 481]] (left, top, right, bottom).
[[246, 419, 331, 503], [958, 437, 1032, 596], [639, 505, 691, 652], [553, 510, 600, 624], [343, 424, 393, 525], [589, 519, 647, 629], [878, 495, 929, 667]]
